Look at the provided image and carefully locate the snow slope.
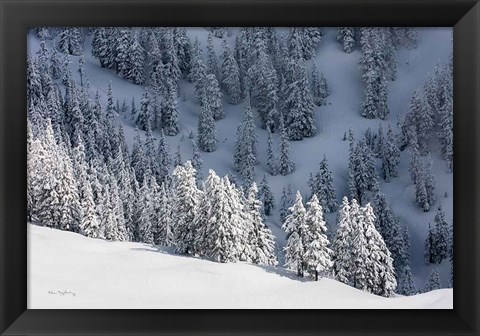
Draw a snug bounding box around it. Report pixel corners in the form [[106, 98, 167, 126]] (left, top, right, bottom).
[[28, 224, 452, 309], [27, 27, 453, 289]]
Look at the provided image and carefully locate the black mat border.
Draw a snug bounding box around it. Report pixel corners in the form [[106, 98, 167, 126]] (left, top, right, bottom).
[[0, 0, 479, 335]]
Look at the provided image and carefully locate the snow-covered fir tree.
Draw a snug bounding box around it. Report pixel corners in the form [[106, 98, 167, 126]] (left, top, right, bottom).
[[304, 195, 333, 280], [172, 161, 201, 254], [283, 191, 308, 276], [155, 181, 174, 246], [221, 38, 242, 104], [348, 140, 379, 204], [281, 58, 317, 140], [278, 116, 295, 175], [137, 174, 156, 244], [234, 98, 258, 183], [430, 206, 449, 264], [247, 183, 278, 266], [206, 33, 219, 79], [423, 268, 441, 292], [72, 138, 101, 238], [280, 184, 294, 224], [311, 62, 329, 106], [359, 203, 397, 297], [197, 90, 217, 152], [58, 27, 83, 56], [310, 155, 337, 212], [359, 28, 391, 120], [191, 140, 203, 181], [247, 45, 279, 129], [258, 175, 275, 216], [397, 264, 417, 296], [337, 27, 356, 53], [161, 81, 180, 136], [136, 90, 154, 131], [373, 192, 406, 280], [381, 124, 400, 182], [266, 128, 278, 176], [332, 197, 354, 284], [204, 73, 224, 121]]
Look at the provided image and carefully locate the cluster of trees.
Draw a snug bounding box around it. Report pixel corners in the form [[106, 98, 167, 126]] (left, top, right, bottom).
[[424, 207, 452, 268], [172, 163, 278, 265], [332, 197, 397, 297], [308, 156, 337, 213], [283, 193, 333, 282], [28, 27, 453, 296], [401, 58, 453, 173], [358, 28, 419, 120], [401, 59, 453, 211], [282, 194, 397, 297], [337, 27, 419, 55]]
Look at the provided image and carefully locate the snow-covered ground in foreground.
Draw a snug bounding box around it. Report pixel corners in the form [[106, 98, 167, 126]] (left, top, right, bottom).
[[28, 224, 452, 309]]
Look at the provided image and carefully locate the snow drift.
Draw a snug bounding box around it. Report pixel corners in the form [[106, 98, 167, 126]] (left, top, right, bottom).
[[28, 224, 452, 309]]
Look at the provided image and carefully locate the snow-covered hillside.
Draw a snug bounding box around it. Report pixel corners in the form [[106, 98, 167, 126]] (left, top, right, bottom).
[[27, 27, 453, 302], [28, 224, 452, 309]]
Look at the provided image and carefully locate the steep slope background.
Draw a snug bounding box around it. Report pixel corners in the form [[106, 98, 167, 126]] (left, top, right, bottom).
[[27, 27, 453, 292], [28, 224, 452, 308]]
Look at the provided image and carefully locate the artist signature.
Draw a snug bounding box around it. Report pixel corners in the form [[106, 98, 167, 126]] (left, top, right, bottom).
[[48, 290, 76, 297]]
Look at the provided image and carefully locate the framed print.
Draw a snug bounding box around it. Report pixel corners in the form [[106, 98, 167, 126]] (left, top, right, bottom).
[[1, 0, 479, 335]]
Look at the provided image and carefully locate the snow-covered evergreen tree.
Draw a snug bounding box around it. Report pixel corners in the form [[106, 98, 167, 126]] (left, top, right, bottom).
[[359, 28, 390, 120], [203, 175, 244, 263], [278, 116, 295, 175], [172, 161, 201, 254], [281, 58, 317, 140], [333, 197, 353, 284], [155, 181, 174, 246], [266, 128, 278, 176], [161, 82, 180, 136], [49, 48, 62, 80], [247, 183, 277, 266], [280, 184, 294, 224], [311, 62, 329, 106], [197, 90, 217, 153], [72, 138, 101, 238], [258, 175, 275, 216], [381, 124, 400, 182], [137, 175, 156, 244], [304, 195, 333, 280], [337, 27, 356, 53], [310, 155, 337, 212], [204, 73, 224, 121], [397, 264, 417, 296], [361, 203, 397, 297], [136, 90, 154, 131], [247, 46, 279, 129], [283, 191, 307, 276], [373, 192, 406, 280], [190, 140, 203, 182], [234, 99, 258, 183], [423, 268, 441, 292], [130, 128, 147, 183], [221, 38, 242, 104], [206, 33, 219, 79], [433, 206, 449, 264], [348, 141, 379, 204], [58, 27, 83, 56]]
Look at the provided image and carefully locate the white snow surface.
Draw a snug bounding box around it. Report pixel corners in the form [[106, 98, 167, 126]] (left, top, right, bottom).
[[28, 224, 452, 309]]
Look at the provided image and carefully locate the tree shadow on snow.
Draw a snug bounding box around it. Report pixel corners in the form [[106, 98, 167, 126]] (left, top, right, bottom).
[[130, 245, 310, 282]]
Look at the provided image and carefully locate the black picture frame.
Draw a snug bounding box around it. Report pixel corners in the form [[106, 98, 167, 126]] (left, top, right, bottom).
[[1, 0, 479, 335]]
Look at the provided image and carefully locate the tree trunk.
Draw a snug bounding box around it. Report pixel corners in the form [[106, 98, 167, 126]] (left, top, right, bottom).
[[315, 270, 318, 281]]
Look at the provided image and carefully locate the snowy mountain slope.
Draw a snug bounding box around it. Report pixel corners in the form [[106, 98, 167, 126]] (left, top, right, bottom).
[[28, 224, 452, 309], [26, 27, 453, 289]]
